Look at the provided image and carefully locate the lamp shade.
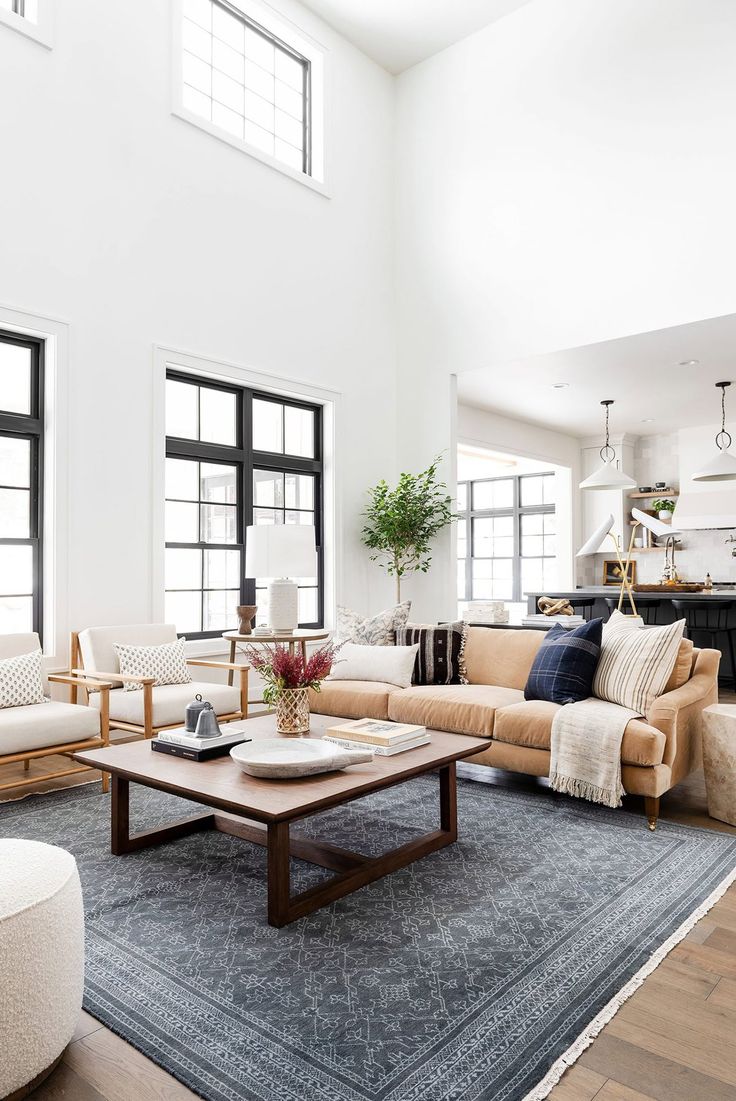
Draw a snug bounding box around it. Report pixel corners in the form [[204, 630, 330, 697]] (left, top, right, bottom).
[[576, 514, 615, 557], [692, 449, 736, 482], [579, 461, 637, 491], [631, 507, 680, 539], [245, 525, 316, 578]]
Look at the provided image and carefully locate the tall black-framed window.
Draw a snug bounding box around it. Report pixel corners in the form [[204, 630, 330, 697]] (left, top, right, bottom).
[[457, 473, 556, 605], [0, 329, 44, 638], [164, 371, 323, 639]]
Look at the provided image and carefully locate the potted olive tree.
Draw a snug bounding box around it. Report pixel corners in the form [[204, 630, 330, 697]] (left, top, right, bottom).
[[361, 456, 455, 602]]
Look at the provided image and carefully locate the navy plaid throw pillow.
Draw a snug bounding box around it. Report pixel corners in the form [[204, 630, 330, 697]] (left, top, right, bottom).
[[524, 618, 603, 705]]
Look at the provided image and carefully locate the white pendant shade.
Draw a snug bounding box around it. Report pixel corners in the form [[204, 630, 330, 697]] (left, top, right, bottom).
[[576, 514, 615, 557], [631, 507, 681, 539], [692, 449, 736, 482], [579, 461, 636, 491]]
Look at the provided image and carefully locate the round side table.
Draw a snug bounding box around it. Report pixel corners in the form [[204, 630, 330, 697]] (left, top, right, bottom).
[[702, 704, 736, 827], [222, 629, 331, 685]]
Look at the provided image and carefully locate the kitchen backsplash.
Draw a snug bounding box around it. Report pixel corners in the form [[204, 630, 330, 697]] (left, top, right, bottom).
[[575, 432, 736, 587]]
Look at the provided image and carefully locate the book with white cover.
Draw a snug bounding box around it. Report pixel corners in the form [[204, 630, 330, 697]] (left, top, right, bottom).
[[323, 733, 431, 756], [325, 718, 426, 746], [157, 728, 249, 750], [521, 614, 585, 626]]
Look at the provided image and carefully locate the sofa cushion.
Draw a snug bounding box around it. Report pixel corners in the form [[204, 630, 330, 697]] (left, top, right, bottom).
[[664, 638, 694, 693], [593, 612, 686, 714], [334, 602, 411, 646], [524, 619, 603, 705], [308, 680, 401, 722], [395, 622, 467, 685], [388, 684, 524, 737], [493, 700, 666, 767], [463, 627, 545, 690], [0, 701, 100, 756], [90, 681, 240, 728], [328, 643, 419, 688]]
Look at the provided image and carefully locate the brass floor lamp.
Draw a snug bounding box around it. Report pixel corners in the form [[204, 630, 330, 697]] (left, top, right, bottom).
[[576, 513, 638, 615]]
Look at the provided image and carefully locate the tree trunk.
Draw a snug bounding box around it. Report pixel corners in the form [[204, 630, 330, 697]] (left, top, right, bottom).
[[395, 565, 401, 604]]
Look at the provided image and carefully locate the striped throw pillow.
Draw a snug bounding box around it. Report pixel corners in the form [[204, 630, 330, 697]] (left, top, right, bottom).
[[593, 612, 685, 715], [395, 622, 467, 685]]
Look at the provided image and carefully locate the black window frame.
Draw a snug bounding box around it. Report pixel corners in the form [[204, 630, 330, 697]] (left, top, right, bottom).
[[184, 0, 313, 178], [165, 370, 324, 640], [0, 328, 44, 639], [457, 473, 555, 605]]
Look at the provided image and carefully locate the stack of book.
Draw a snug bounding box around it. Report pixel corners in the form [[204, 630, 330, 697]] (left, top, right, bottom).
[[152, 727, 251, 761], [521, 613, 585, 627], [323, 719, 430, 756]]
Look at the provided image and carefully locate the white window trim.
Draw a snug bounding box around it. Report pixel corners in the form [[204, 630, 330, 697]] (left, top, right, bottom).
[[0, 1, 53, 48], [0, 304, 69, 667], [171, 0, 330, 198], [152, 344, 338, 657]]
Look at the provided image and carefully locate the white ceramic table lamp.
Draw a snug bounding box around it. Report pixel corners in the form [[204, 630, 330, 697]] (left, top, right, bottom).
[[245, 525, 317, 633]]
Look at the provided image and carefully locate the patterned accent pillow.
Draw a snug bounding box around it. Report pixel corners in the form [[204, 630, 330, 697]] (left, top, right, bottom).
[[593, 612, 686, 715], [0, 649, 46, 708], [395, 622, 468, 686], [114, 638, 192, 692], [334, 602, 411, 647], [524, 619, 603, 705]]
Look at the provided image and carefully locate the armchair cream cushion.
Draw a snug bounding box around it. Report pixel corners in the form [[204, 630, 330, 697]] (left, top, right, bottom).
[[0, 701, 100, 756], [78, 624, 178, 678], [91, 681, 240, 728]]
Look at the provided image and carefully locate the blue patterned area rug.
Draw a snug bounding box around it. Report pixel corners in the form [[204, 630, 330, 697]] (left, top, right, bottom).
[[3, 777, 736, 1101]]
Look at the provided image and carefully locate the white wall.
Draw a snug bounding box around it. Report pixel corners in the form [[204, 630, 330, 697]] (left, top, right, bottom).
[[0, 0, 397, 657], [396, 0, 736, 372]]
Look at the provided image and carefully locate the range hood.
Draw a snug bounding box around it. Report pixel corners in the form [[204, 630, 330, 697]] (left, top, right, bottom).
[[673, 488, 736, 530]]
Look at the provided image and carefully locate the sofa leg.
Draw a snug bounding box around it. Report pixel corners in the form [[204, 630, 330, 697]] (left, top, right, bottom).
[[645, 796, 660, 831]]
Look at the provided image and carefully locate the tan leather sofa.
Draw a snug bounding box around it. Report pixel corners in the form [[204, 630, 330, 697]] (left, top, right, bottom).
[[310, 627, 720, 828]]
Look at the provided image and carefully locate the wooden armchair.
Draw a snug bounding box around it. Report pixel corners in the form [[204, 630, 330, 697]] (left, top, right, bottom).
[[0, 632, 111, 795], [70, 625, 249, 740]]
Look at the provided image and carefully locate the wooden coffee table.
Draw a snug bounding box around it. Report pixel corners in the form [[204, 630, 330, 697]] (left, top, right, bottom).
[[74, 714, 486, 927]]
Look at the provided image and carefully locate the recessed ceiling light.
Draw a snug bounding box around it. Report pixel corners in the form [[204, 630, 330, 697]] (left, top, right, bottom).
[[678, 359, 700, 367], [641, 418, 655, 423], [552, 382, 569, 389]]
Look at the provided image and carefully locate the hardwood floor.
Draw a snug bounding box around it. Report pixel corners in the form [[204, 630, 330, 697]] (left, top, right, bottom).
[[2, 714, 735, 1101]]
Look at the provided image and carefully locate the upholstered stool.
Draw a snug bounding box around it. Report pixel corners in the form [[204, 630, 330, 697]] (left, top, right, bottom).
[[0, 840, 84, 1100], [702, 705, 736, 827]]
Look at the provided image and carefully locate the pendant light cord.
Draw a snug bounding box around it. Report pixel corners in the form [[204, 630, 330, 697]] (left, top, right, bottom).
[[716, 382, 732, 452], [599, 400, 616, 463]]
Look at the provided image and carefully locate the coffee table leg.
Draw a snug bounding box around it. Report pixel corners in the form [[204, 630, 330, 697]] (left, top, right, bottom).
[[267, 821, 291, 926], [110, 774, 215, 855], [440, 762, 458, 839]]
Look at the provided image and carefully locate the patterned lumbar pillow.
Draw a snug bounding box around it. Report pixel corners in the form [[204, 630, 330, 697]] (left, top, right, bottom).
[[395, 622, 468, 686], [524, 619, 603, 705], [114, 638, 192, 692], [593, 611, 686, 715], [0, 648, 46, 708], [334, 601, 411, 646]]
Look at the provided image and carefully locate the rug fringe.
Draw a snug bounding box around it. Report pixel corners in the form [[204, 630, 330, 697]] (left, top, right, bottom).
[[522, 860, 736, 1101]]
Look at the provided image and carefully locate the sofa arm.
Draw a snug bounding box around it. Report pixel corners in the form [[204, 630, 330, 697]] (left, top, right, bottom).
[[646, 649, 720, 778]]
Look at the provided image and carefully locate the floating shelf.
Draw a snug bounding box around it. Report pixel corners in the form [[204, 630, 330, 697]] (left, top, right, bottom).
[[628, 490, 679, 499]]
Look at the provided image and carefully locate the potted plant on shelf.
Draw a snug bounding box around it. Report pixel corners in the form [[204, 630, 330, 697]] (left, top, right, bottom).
[[241, 641, 340, 736], [653, 498, 676, 523], [361, 455, 455, 602]]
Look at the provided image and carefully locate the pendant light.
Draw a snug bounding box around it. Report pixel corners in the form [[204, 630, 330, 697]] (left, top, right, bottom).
[[692, 381, 736, 482], [579, 400, 636, 490]]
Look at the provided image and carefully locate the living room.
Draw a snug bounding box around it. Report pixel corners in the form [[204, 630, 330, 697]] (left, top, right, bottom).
[[1, 2, 736, 1100]]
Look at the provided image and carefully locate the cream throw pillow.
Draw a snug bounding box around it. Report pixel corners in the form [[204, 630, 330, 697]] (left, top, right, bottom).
[[114, 638, 192, 692], [334, 602, 412, 646], [593, 611, 685, 716], [0, 649, 45, 708], [329, 643, 420, 689]]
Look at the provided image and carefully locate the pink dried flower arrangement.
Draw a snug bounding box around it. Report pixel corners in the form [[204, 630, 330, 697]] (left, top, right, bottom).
[[240, 641, 340, 707]]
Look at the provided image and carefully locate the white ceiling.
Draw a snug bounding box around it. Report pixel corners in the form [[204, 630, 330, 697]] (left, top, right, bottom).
[[300, 0, 533, 74], [457, 313, 736, 439]]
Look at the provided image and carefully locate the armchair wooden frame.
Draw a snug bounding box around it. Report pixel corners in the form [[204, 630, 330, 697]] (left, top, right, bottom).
[[0, 673, 112, 795], [69, 632, 249, 741]]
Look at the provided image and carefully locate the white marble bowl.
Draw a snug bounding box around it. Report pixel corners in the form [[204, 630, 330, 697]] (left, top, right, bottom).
[[230, 738, 373, 778]]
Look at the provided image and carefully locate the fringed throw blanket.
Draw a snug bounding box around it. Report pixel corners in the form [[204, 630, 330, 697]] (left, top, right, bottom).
[[550, 697, 640, 808]]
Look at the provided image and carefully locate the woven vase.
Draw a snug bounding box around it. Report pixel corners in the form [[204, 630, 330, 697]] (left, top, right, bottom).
[[276, 687, 310, 736]]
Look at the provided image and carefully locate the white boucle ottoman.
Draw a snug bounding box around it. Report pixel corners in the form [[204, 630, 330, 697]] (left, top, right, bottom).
[[0, 840, 84, 1100]]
